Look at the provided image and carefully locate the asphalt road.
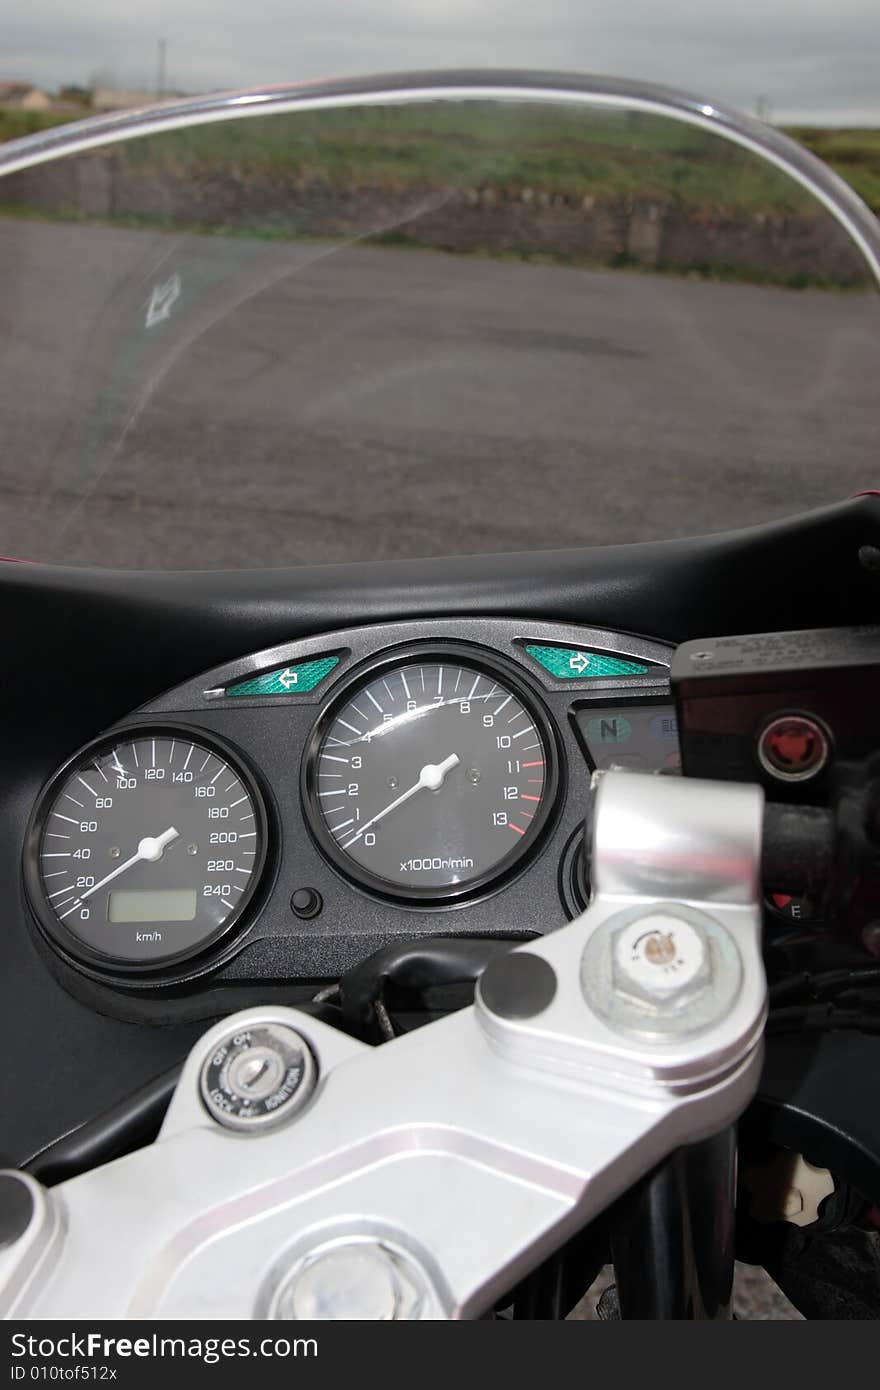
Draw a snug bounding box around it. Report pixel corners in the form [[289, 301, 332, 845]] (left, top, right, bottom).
[[0, 218, 877, 570]]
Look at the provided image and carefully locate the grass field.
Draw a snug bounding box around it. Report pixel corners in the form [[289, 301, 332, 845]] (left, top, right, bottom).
[[2, 103, 878, 215], [785, 126, 880, 213]]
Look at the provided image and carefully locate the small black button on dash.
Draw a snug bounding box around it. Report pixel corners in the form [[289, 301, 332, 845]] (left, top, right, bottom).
[[290, 887, 323, 920]]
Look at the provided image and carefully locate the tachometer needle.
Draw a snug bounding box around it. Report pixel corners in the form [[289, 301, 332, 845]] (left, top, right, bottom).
[[342, 755, 459, 850], [78, 826, 180, 902]]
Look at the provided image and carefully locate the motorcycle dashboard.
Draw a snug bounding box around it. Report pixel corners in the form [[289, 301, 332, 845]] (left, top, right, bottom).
[[2, 492, 876, 1172], [20, 616, 676, 1004]]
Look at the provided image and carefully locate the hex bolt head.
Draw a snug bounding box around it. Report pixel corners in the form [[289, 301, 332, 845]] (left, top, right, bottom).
[[611, 912, 712, 1015], [581, 902, 743, 1041], [273, 1239, 426, 1321]]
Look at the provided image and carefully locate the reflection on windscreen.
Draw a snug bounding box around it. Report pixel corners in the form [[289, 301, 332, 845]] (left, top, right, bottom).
[[0, 101, 876, 569]]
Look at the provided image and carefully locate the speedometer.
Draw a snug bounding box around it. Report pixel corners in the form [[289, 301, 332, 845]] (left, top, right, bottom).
[[303, 649, 559, 900], [24, 728, 268, 975]]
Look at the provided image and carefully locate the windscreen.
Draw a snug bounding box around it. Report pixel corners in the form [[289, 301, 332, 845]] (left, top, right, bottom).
[[0, 95, 876, 568]]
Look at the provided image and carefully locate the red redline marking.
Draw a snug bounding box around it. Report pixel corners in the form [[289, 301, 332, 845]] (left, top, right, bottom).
[[521, 811, 534, 819], [521, 761, 544, 767], [509, 823, 526, 835], [520, 793, 541, 801], [527, 778, 543, 784]]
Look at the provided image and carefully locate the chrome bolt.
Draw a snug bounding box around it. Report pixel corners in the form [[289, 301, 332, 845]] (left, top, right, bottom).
[[581, 903, 743, 1040], [274, 1239, 426, 1321], [610, 911, 711, 1015]]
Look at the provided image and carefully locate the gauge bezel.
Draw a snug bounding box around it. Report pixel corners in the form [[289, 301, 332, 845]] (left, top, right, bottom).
[[23, 722, 271, 981], [301, 642, 563, 905]]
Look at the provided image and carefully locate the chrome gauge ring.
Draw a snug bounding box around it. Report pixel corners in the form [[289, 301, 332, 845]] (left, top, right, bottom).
[[302, 646, 561, 903], [24, 725, 269, 976]]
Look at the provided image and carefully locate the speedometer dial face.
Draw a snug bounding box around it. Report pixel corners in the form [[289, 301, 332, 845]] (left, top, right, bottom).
[[304, 653, 557, 899], [25, 729, 267, 973]]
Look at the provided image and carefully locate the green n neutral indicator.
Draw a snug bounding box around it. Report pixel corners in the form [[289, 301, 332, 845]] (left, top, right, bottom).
[[524, 644, 650, 680], [226, 655, 341, 698], [585, 714, 633, 744]]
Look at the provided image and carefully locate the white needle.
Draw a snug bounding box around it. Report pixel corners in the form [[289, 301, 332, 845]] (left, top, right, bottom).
[[342, 755, 460, 849], [78, 826, 180, 902]]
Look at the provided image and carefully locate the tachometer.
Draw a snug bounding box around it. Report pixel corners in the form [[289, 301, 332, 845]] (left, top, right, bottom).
[[24, 728, 268, 974], [303, 650, 558, 900]]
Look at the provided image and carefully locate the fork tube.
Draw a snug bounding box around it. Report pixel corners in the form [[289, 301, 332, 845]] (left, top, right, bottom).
[[610, 1126, 737, 1319]]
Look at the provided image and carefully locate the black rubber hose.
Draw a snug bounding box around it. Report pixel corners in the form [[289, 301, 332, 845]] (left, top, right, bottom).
[[24, 1066, 181, 1187], [766, 1004, 880, 1035], [338, 936, 529, 1042], [22, 1000, 347, 1186], [769, 967, 880, 1004]]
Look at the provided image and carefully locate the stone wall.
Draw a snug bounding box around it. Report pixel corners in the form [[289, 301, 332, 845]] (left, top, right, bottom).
[[1, 151, 869, 286]]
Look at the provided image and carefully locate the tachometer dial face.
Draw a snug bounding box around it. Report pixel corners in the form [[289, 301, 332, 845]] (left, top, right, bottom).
[[304, 654, 557, 900], [25, 729, 268, 973]]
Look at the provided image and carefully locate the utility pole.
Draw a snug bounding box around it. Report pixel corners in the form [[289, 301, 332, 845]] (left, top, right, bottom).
[[156, 38, 167, 99]]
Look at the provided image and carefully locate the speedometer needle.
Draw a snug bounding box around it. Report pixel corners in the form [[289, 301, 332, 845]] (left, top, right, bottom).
[[342, 755, 460, 850], [78, 826, 180, 902]]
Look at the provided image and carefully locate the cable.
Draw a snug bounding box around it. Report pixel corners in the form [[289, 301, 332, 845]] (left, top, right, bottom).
[[769, 967, 880, 1004], [336, 936, 530, 1043], [767, 1003, 880, 1035]]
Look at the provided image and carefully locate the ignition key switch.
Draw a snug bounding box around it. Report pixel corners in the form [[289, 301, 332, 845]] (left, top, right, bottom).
[[199, 1022, 317, 1132]]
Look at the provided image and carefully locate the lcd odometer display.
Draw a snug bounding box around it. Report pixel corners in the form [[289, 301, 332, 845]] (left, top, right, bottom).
[[107, 888, 198, 923], [25, 729, 267, 972], [304, 652, 558, 900]]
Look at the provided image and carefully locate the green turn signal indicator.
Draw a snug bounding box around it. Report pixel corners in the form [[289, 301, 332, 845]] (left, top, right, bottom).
[[226, 655, 341, 698], [524, 644, 651, 681]]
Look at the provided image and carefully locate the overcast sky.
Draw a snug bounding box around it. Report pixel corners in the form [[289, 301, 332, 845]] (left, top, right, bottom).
[[5, 0, 880, 124]]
